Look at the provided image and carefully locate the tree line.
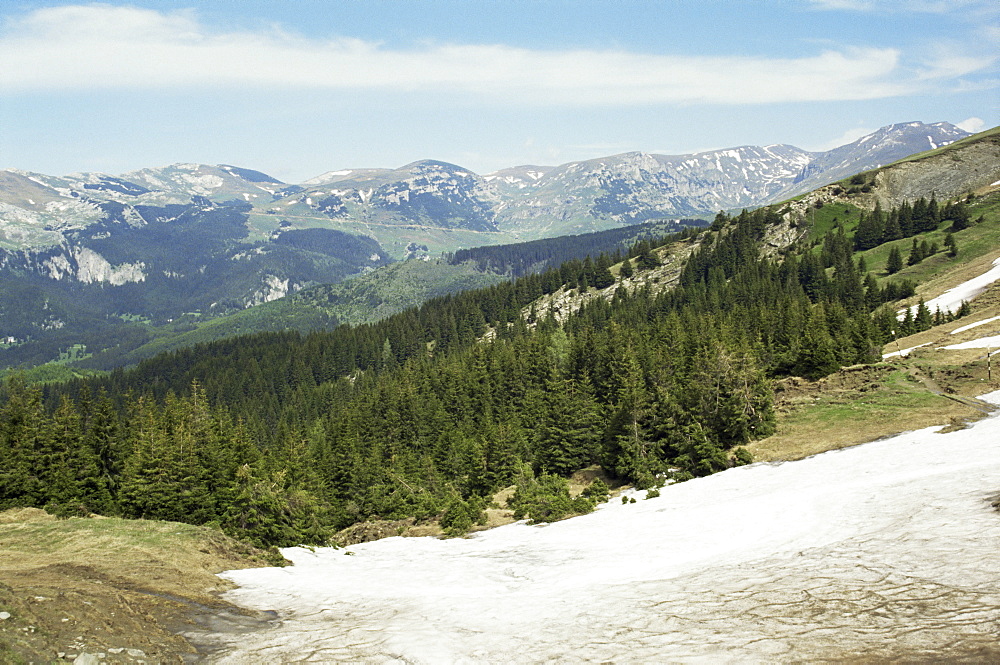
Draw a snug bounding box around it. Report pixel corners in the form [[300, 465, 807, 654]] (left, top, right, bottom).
[[0, 203, 965, 546]]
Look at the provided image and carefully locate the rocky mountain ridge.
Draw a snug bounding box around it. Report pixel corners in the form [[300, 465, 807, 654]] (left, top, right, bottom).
[[0, 122, 972, 259], [0, 120, 986, 371]]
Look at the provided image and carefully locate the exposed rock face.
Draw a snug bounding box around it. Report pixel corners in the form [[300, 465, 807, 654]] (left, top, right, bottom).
[[71, 247, 146, 285], [780, 129, 1000, 218], [11, 245, 147, 285], [246, 274, 292, 307], [869, 136, 1000, 206]]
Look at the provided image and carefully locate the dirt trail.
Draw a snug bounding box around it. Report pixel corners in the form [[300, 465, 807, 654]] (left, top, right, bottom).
[[904, 366, 997, 413]]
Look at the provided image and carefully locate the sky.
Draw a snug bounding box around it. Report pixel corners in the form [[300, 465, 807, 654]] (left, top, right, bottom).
[[0, 0, 997, 183]]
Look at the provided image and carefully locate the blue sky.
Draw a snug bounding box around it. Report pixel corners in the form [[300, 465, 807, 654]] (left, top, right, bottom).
[[0, 0, 996, 182]]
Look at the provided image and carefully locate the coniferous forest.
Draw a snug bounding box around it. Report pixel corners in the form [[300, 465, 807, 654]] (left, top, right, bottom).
[[0, 206, 967, 548]]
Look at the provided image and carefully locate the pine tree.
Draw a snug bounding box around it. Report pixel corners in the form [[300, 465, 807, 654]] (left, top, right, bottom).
[[886, 245, 903, 274], [592, 254, 616, 289], [914, 299, 933, 332], [945, 232, 958, 258], [881, 209, 903, 242], [0, 377, 46, 509], [853, 205, 884, 250], [619, 257, 634, 279], [907, 238, 922, 266], [535, 375, 602, 476], [602, 345, 660, 486], [794, 304, 840, 380]]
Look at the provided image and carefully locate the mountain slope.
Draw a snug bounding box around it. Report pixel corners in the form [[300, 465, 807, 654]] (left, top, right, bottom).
[[0, 121, 981, 372], [779, 125, 1000, 222]]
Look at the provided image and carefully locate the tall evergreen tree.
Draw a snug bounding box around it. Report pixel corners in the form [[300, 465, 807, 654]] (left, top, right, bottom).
[[536, 375, 603, 475], [794, 304, 840, 380], [886, 245, 904, 274]]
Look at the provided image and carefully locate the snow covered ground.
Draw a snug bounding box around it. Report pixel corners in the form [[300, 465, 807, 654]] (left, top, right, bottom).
[[903, 256, 1000, 317], [952, 315, 1000, 335], [196, 392, 1000, 663]]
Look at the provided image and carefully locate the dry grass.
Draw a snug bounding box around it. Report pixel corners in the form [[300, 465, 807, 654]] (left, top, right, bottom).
[[749, 384, 977, 462], [0, 511, 277, 663]]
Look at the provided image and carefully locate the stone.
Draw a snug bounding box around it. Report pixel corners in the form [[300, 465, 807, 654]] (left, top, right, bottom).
[[0, 611, 10, 620], [73, 654, 101, 665]]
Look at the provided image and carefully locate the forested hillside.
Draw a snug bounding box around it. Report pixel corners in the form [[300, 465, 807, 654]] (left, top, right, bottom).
[[4, 124, 998, 547], [6, 189, 981, 547]]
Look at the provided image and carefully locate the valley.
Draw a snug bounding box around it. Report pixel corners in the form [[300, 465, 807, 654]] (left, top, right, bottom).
[[0, 121, 978, 374], [1, 122, 999, 663]]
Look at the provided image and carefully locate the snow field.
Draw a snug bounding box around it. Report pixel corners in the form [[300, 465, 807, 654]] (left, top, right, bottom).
[[201, 391, 1000, 663]]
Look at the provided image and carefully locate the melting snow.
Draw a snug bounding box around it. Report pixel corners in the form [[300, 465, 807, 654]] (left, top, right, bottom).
[[952, 315, 1000, 335], [882, 342, 932, 359], [902, 256, 1000, 317], [942, 334, 1000, 350], [200, 399, 1000, 662]]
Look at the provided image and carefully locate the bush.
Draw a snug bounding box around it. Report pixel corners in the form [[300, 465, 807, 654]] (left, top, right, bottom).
[[44, 501, 91, 519], [731, 447, 753, 466], [440, 495, 486, 537], [510, 473, 609, 523], [510, 473, 575, 523], [581, 478, 610, 503]]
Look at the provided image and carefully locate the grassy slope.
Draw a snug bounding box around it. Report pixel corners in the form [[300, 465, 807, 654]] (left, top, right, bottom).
[[0, 508, 282, 663], [749, 187, 1000, 462]]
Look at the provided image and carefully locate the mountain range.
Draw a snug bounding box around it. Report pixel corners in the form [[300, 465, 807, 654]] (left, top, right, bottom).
[[2, 121, 969, 253], [0, 120, 986, 371]]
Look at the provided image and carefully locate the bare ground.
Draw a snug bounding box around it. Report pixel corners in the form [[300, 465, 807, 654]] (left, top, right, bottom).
[[0, 509, 282, 664]]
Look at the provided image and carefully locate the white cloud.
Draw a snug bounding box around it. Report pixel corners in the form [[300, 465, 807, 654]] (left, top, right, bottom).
[[956, 117, 985, 132], [806, 0, 996, 12], [807, 125, 878, 152], [913, 41, 998, 81], [807, 0, 873, 9], [0, 4, 957, 106]]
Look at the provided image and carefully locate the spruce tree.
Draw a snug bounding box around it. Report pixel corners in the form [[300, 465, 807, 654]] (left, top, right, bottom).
[[619, 257, 634, 279], [886, 245, 903, 274], [794, 304, 840, 380], [0, 377, 46, 509], [914, 299, 933, 332], [536, 375, 602, 476], [945, 232, 958, 258], [907, 238, 922, 266], [881, 210, 903, 242]]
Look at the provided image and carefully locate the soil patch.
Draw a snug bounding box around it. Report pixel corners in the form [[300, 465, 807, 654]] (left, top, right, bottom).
[[0, 510, 281, 664]]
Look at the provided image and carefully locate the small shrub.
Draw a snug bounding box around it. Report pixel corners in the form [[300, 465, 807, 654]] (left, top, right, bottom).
[[581, 479, 610, 503], [441, 496, 486, 537], [44, 501, 90, 519], [732, 447, 754, 466]]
